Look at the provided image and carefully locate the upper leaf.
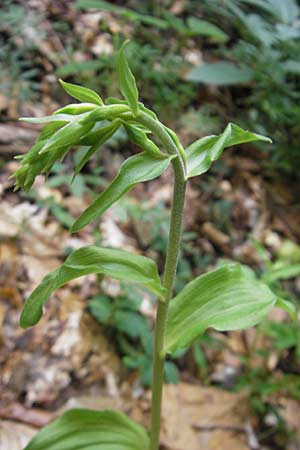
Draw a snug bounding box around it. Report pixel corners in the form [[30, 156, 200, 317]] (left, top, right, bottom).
[[117, 40, 139, 116], [186, 122, 271, 178], [59, 79, 104, 105], [24, 408, 149, 450], [74, 119, 122, 177], [20, 245, 165, 328], [54, 102, 98, 115], [71, 152, 173, 233], [164, 263, 278, 354], [124, 123, 164, 157], [20, 114, 74, 124], [38, 116, 94, 155]]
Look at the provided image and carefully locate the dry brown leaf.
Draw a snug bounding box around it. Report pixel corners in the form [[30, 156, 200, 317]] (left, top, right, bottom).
[[0, 420, 36, 450], [0, 202, 38, 238], [0, 242, 23, 308], [160, 383, 251, 450]]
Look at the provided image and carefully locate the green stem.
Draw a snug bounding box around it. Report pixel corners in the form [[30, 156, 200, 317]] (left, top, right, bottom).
[[149, 162, 185, 450], [137, 112, 186, 450]]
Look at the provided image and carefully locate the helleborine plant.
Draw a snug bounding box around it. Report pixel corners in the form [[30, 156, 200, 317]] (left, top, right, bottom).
[[14, 41, 295, 450]]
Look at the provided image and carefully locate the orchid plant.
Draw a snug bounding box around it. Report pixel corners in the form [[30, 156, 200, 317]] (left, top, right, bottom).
[[14, 41, 295, 450]]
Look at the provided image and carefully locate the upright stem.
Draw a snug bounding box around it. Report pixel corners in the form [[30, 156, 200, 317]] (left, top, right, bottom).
[[136, 112, 186, 450], [149, 159, 186, 450]]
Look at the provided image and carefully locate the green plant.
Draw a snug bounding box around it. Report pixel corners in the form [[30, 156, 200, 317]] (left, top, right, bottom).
[[188, 0, 300, 174], [14, 41, 295, 450], [56, 1, 229, 122], [230, 239, 300, 445]]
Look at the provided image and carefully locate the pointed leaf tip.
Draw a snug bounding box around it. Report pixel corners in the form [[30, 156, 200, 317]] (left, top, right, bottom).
[[186, 123, 272, 179], [117, 40, 139, 116], [59, 78, 103, 105]]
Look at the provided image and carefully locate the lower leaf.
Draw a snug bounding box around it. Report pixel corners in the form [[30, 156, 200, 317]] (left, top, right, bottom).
[[20, 245, 165, 328], [164, 263, 278, 354], [24, 408, 149, 450]]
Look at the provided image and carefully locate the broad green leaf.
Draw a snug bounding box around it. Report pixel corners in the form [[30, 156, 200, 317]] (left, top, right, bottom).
[[187, 17, 228, 42], [59, 79, 103, 105], [20, 245, 165, 328], [24, 408, 149, 450], [71, 152, 173, 233], [164, 263, 278, 354], [186, 61, 253, 85], [73, 119, 122, 177], [117, 41, 139, 116], [186, 122, 271, 179]]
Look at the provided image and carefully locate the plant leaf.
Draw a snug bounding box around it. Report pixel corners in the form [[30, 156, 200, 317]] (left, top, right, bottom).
[[12, 139, 70, 191], [54, 103, 98, 115], [59, 79, 104, 105], [266, 263, 300, 282], [20, 245, 165, 328], [124, 123, 164, 157], [19, 114, 74, 124], [38, 122, 67, 141], [186, 61, 253, 85], [80, 119, 122, 146], [105, 96, 158, 120], [117, 40, 139, 116], [276, 298, 297, 321], [71, 152, 173, 233], [186, 122, 271, 179], [164, 263, 278, 354], [187, 17, 228, 42], [73, 119, 122, 177], [24, 408, 149, 450], [79, 104, 130, 124], [38, 117, 94, 155]]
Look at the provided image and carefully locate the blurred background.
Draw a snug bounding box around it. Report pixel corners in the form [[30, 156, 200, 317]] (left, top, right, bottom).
[[0, 1, 300, 449]]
